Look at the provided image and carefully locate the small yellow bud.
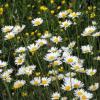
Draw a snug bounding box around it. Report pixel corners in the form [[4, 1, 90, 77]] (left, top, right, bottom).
[[50, 0, 54, 4], [21, 92, 28, 97], [32, 5, 34, 8], [37, 33, 41, 37], [57, 6, 61, 10], [62, 0, 66, 4], [31, 32, 34, 35], [27, 16, 32, 20], [5, 3, 9, 8], [51, 10, 54, 14], [36, 72, 40, 76], [25, 33, 29, 36], [17, 36, 20, 40], [27, 4, 31, 8], [0, 7, 3, 15]]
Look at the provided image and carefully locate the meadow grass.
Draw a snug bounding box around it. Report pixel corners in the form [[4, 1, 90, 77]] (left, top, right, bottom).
[[0, 0, 100, 100]]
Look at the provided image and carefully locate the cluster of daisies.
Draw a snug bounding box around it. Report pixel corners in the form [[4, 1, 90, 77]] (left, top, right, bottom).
[[58, 10, 81, 30], [1, 25, 25, 40], [0, 8, 99, 100]]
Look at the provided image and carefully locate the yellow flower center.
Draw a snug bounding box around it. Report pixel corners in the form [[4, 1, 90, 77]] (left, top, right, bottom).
[[90, 71, 95, 76], [74, 84, 79, 88], [77, 91, 83, 96], [7, 34, 14, 39], [72, 13, 77, 17], [64, 22, 69, 27], [67, 58, 73, 63], [65, 85, 71, 91], [53, 96, 59, 99], [5, 28, 11, 32], [53, 61, 58, 66], [48, 56, 55, 60], [54, 38, 59, 43], [74, 66, 80, 70], [81, 95, 87, 100], [17, 59, 23, 64], [31, 47, 37, 52], [42, 80, 47, 85], [14, 83, 23, 89], [62, 13, 66, 17], [35, 21, 41, 26], [34, 81, 39, 85]]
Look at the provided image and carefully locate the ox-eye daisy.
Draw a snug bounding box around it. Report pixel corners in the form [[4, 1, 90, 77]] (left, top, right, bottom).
[[27, 43, 40, 53], [50, 36, 62, 44], [86, 68, 97, 76], [68, 12, 81, 19], [81, 26, 96, 36], [81, 45, 93, 54], [74, 89, 93, 100], [88, 83, 99, 91], [92, 31, 100, 37], [51, 92, 60, 100], [15, 54, 25, 65], [5, 32, 15, 40], [1, 69, 13, 82], [32, 18, 43, 26], [44, 52, 60, 62], [58, 11, 68, 18], [60, 20, 72, 30], [35, 39, 47, 46], [64, 56, 78, 65], [2, 25, 13, 33], [13, 80, 26, 89], [12, 25, 25, 34], [41, 77, 51, 86], [17, 65, 36, 76], [0, 60, 7, 68], [15, 47, 26, 53], [30, 77, 41, 86]]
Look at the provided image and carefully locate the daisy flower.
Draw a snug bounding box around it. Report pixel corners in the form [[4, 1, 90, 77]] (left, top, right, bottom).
[[68, 12, 81, 19], [41, 77, 51, 86], [88, 83, 99, 91], [35, 39, 47, 46], [13, 80, 26, 89], [81, 26, 96, 36], [1, 69, 13, 82], [15, 47, 26, 53], [12, 25, 25, 34], [58, 11, 68, 18], [60, 20, 72, 30], [81, 45, 93, 54], [86, 68, 97, 76], [27, 43, 40, 53], [30, 77, 41, 86], [44, 52, 60, 62], [0, 60, 7, 68], [5, 32, 15, 40], [64, 56, 78, 65], [32, 18, 43, 26], [92, 32, 100, 37], [15, 54, 25, 65], [51, 92, 60, 100], [50, 36, 62, 44], [2, 25, 13, 33]]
